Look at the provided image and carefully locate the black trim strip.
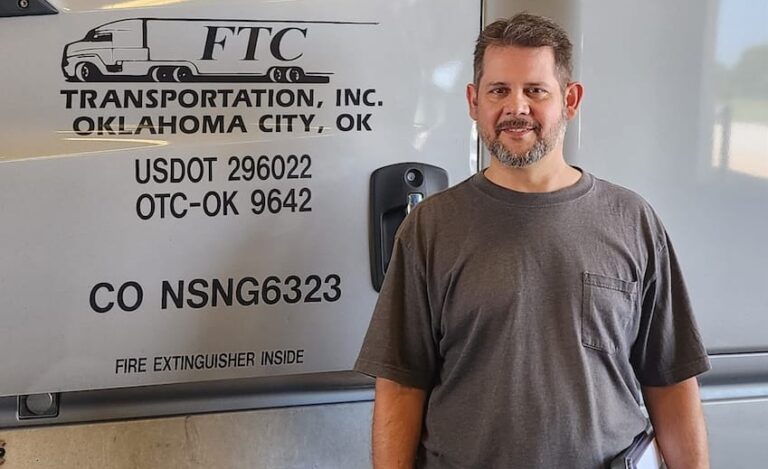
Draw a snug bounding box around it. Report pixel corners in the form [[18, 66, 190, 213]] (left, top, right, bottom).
[[0, 371, 374, 429], [107, 17, 379, 25], [0, 0, 57, 17]]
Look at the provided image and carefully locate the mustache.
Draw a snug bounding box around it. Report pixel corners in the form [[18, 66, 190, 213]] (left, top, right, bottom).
[[496, 118, 540, 132]]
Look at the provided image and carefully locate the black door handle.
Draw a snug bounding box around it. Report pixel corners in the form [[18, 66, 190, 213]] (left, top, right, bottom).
[[369, 163, 448, 291]]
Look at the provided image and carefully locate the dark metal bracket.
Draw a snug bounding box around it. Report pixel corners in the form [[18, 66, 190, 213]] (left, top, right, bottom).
[[0, 0, 57, 18], [17, 393, 60, 420]]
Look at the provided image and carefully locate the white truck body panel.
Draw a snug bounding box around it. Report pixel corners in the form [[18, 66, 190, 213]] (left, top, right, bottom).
[[1, 0, 767, 468], [0, 0, 478, 396]]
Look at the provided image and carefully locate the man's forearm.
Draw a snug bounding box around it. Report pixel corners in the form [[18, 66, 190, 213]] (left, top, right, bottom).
[[372, 377, 427, 469], [643, 377, 709, 469]]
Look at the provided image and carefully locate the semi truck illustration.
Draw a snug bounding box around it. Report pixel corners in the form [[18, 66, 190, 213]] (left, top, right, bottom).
[[62, 18, 332, 83]]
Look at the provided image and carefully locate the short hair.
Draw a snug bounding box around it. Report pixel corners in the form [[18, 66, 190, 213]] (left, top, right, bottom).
[[473, 13, 573, 87]]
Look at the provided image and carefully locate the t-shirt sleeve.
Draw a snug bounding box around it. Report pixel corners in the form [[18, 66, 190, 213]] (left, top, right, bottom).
[[353, 230, 438, 390], [630, 232, 711, 386]]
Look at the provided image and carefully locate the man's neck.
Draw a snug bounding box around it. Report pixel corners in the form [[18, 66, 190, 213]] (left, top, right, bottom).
[[484, 153, 582, 193]]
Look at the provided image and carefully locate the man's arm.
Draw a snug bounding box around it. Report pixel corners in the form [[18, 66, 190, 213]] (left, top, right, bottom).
[[372, 377, 427, 469], [642, 377, 709, 469]]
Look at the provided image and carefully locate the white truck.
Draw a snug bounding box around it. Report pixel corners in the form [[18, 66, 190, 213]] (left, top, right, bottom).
[[1, 0, 767, 467]]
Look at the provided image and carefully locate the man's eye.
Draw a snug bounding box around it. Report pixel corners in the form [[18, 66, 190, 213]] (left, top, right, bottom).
[[527, 88, 547, 95], [490, 88, 507, 95]]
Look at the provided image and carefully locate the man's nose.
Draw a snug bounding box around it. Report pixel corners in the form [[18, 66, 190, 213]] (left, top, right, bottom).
[[502, 92, 530, 116]]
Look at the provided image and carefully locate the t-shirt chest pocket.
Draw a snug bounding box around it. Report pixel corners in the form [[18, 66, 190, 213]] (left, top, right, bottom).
[[581, 272, 638, 354]]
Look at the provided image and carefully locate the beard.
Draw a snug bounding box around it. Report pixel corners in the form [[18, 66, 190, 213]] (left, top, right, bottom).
[[481, 111, 567, 168]]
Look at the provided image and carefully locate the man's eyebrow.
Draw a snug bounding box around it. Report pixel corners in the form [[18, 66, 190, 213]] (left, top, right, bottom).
[[484, 81, 550, 88]]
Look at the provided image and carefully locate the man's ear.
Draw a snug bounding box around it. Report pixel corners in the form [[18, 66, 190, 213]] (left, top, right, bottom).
[[466, 83, 478, 121], [564, 82, 584, 120]]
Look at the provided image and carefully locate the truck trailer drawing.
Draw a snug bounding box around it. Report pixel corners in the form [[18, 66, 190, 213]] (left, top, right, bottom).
[[62, 18, 336, 83]]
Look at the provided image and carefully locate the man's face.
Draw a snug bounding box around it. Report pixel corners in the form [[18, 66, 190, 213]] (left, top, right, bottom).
[[467, 45, 578, 168]]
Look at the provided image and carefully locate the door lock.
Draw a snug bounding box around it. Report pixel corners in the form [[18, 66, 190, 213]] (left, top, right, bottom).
[[369, 163, 448, 291]]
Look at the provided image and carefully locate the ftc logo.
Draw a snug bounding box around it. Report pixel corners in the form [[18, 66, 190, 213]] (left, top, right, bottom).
[[201, 25, 306, 61], [62, 19, 329, 83]]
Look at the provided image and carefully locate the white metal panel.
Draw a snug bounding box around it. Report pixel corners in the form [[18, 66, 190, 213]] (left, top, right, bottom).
[[704, 398, 768, 468], [0, 0, 480, 396]]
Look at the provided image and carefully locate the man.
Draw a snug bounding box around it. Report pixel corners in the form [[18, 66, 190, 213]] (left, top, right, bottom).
[[354, 13, 711, 469]]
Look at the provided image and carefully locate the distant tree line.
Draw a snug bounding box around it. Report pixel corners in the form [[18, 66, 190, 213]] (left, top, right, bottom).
[[717, 43, 768, 100]]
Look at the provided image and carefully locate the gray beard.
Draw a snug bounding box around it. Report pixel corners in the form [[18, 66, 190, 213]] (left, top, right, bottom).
[[483, 115, 567, 168], [488, 137, 551, 168]]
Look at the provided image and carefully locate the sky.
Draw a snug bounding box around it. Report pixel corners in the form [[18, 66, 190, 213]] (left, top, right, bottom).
[[715, 0, 768, 67]]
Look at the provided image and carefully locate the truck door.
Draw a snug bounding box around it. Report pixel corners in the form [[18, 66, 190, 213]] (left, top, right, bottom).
[[0, 0, 480, 425]]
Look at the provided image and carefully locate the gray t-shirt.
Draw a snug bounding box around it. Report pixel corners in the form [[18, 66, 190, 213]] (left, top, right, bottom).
[[354, 170, 710, 469]]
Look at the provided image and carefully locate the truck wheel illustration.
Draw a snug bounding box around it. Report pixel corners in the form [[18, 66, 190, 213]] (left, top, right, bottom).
[[150, 66, 175, 82], [74, 62, 102, 82], [286, 67, 304, 83], [268, 66, 285, 83], [172, 66, 193, 82]]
